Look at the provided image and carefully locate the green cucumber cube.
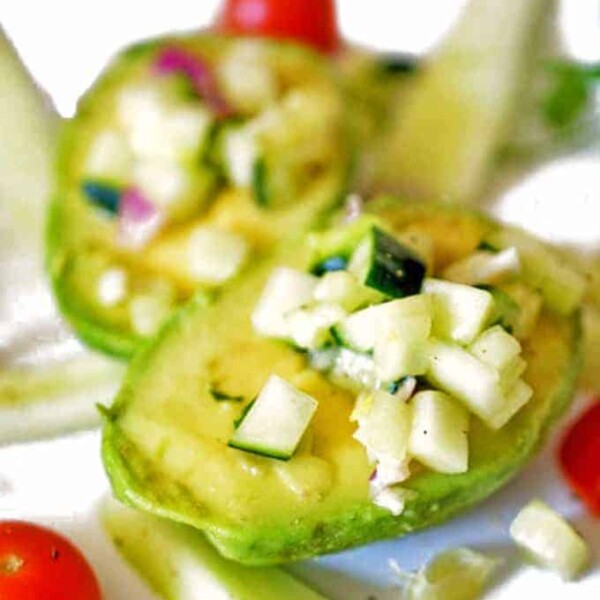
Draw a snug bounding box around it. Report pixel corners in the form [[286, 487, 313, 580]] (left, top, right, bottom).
[[510, 499, 590, 580], [286, 303, 346, 350], [424, 278, 495, 345], [228, 375, 318, 460], [408, 390, 469, 474], [252, 268, 318, 338], [469, 325, 521, 371], [426, 339, 506, 428], [489, 377, 532, 429]]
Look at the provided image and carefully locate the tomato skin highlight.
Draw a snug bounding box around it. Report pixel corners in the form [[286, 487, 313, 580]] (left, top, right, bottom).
[[215, 0, 341, 53], [0, 521, 102, 600], [559, 399, 600, 516]]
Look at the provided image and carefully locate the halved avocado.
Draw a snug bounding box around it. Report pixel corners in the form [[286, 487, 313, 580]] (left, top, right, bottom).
[[102, 200, 582, 564], [48, 34, 351, 358]]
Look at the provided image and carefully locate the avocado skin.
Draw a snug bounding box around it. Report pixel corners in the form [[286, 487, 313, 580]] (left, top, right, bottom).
[[101, 201, 583, 564]]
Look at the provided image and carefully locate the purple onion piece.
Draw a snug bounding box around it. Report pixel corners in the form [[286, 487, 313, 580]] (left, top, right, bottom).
[[153, 47, 233, 119], [118, 187, 163, 249]]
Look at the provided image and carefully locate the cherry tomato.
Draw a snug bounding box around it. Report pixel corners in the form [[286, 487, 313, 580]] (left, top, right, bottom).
[[215, 0, 341, 53], [0, 521, 102, 600], [559, 399, 600, 516]]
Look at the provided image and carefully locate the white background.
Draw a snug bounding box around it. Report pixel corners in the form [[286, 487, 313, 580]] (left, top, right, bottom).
[[1, 1, 599, 598]]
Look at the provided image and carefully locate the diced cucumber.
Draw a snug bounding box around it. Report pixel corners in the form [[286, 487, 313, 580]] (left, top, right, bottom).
[[97, 267, 128, 307], [308, 215, 382, 268], [487, 228, 587, 316], [218, 43, 278, 115], [222, 125, 259, 187], [485, 286, 522, 334], [353, 390, 412, 464], [228, 375, 318, 460], [442, 247, 520, 285], [187, 227, 248, 285], [373, 296, 432, 381], [499, 281, 543, 339], [469, 325, 521, 371], [286, 303, 346, 350], [84, 129, 133, 184], [333, 295, 431, 354], [252, 268, 318, 338], [102, 499, 327, 600], [132, 160, 189, 208], [393, 547, 500, 600], [499, 356, 527, 391], [395, 230, 435, 275], [424, 278, 495, 345], [408, 390, 469, 474], [313, 271, 381, 312], [82, 181, 121, 215], [372, 487, 411, 516], [509, 499, 590, 580], [348, 227, 426, 298], [489, 378, 532, 430], [129, 293, 174, 337], [426, 339, 505, 429], [117, 85, 212, 162]]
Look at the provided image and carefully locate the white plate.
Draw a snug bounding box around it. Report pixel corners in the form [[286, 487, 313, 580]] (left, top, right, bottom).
[[0, 1, 598, 598]]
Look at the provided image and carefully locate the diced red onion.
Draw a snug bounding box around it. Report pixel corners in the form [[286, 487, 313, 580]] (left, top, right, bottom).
[[118, 187, 163, 249], [154, 47, 233, 119]]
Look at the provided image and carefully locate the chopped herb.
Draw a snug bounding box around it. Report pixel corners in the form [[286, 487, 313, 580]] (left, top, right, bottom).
[[82, 181, 121, 215], [251, 158, 270, 207], [209, 386, 244, 403], [543, 61, 600, 130], [376, 54, 419, 76], [477, 240, 499, 252]]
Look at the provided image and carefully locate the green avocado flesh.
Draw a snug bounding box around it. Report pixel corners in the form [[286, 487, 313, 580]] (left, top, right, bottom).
[[48, 34, 350, 358], [102, 200, 582, 564]]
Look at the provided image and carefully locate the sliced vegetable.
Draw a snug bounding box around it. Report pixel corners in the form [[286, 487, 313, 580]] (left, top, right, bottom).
[[228, 375, 318, 460], [424, 279, 495, 345], [559, 400, 600, 516], [391, 547, 500, 600], [509, 499, 590, 580], [102, 499, 327, 600], [348, 227, 426, 298], [408, 390, 469, 474], [371, 0, 547, 202]]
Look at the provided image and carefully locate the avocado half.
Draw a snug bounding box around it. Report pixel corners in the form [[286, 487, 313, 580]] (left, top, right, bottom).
[[47, 33, 352, 359], [102, 200, 582, 564]]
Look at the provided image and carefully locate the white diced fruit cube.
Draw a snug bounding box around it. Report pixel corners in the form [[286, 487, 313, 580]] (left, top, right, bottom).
[[130, 294, 172, 336], [188, 227, 248, 285], [442, 248, 520, 286], [353, 390, 412, 464], [133, 160, 189, 207], [426, 339, 506, 429], [489, 378, 532, 430], [85, 130, 133, 182], [469, 325, 521, 371], [223, 127, 258, 187], [313, 271, 365, 311], [510, 500, 590, 580], [252, 268, 318, 338], [286, 304, 346, 350], [218, 43, 278, 114], [424, 278, 495, 345], [373, 295, 432, 381], [408, 390, 469, 474], [97, 268, 128, 307]]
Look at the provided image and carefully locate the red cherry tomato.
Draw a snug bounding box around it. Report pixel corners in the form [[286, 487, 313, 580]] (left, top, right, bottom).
[[559, 399, 600, 516], [0, 521, 102, 600], [215, 0, 341, 53]]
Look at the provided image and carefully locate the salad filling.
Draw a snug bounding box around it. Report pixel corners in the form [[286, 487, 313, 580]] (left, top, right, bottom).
[[246, 216, 539, 512], [49, 34, 350, 356]]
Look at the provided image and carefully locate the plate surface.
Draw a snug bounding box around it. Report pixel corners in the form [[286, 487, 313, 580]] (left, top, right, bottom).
[[0, 1, 598, 598]]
